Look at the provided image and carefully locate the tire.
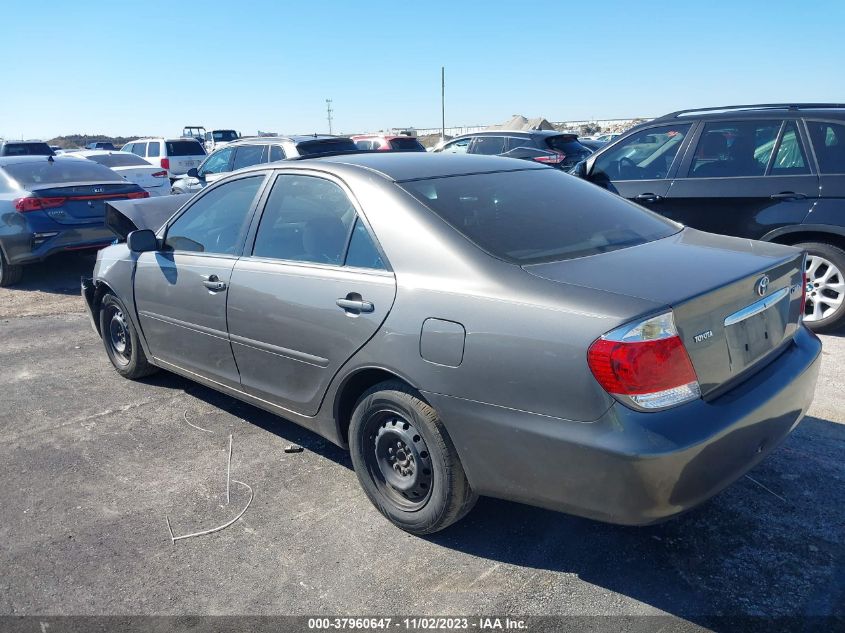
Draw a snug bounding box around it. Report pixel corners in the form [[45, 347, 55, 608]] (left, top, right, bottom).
[[98, 293, 158, 379], [349, 380, 477, 535], [796, 242, 845, 333], [0, 250, 23, 287]]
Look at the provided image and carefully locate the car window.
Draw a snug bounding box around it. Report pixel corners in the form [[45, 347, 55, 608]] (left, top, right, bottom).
[[295, 138, 358, 156], [441, 138, 470, 154], [199, 147, 234, 175], [4, 159, 123, 185], [2, 142, 54, 156], [166, 140, 205, 156], [687, 120, 780, 178], [269, 145, 285, 162], [401, 169, 679, 264], [505, 137, 530, 151], [593, 124, 691, 181], [807, 120, 845, 174], [355, 140, 374, 150], [770, 122, 809, 175], [147, 142, 160, 158], [345, 218, 385, 269], [252, 174, 357, 265], [470, 136, 507, 155], [86, 153, 151, 168], [164, 175, 264, 255], [232, 145, 267, 170], [389, 137, 425, 151], [132, 143, 147, 157]]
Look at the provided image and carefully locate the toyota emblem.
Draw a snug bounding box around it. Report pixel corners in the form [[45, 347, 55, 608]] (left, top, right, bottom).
[[756, 275, 770, 297]]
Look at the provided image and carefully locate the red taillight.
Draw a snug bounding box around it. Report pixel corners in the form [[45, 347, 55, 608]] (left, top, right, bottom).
[[587, 312, 700, 410], [160, 158, 170, 170], [151, 170, 168, 178], [126, 191, 150, 199], [14, 196, 67, 212], [533, 151, 566, 164]]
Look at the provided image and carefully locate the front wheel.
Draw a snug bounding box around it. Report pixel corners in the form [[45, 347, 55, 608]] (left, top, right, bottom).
[[349, 381, 477, 535], [99, 293, 158, 379], [797, 242, 845, 332]]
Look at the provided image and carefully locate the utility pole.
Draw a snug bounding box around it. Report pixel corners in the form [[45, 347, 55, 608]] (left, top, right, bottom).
[[441, 66, 445, 142], [326, 99, 334, 135]]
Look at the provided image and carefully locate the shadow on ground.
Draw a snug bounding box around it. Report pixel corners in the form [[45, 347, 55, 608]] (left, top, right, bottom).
[[10, 251, 97, 295]]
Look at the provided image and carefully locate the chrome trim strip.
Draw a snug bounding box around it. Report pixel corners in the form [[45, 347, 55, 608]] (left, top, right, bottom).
[[138, 310, 229, 340], [724, 287, 790, 327], [229, 333, 329, 368]]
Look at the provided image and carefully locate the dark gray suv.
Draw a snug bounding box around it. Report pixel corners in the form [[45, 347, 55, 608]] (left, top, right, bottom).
[[435, 130, 592, 170]]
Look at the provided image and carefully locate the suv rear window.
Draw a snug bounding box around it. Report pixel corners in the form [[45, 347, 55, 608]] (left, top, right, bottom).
[[546, 135, 591, 156], [389, 137, 426, 152], [295, 139, 358, 156], [401, 169, 678, 264], [166, 140, 206, 156], [3, 142, 54, 156], [3, 159, 123, 186], [86, 153, 151, 168]]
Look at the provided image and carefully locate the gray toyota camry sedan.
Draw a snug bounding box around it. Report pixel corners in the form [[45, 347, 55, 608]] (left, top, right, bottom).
[[83, 153, 821, 534]]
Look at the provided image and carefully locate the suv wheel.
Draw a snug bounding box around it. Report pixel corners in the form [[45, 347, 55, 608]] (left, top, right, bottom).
[[349, 380, 477, 535], [0, 251, 23, 287], [797, 242, 845, 332]]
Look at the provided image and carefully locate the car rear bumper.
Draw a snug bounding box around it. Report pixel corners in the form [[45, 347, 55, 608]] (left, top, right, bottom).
[[3, 225, 115, 265], [424, 325, 822, 525]]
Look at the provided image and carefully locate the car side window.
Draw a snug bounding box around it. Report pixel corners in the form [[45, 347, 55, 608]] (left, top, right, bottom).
[[770, 122, 809, 175], [164, 175, 264, 255], [441, 138, 470, 154], [252, 174, 357, 266], [687, 120, 780, 178], [355, 140, 373, 150], [232, 145, 267, 171], [131, 143, 146, 157], [269, 145, 285, 161], [345, 218, 385, 269], [199, 147, 234, 175], [470, 136, 506, 155], [147, 142, 160, 158], [506, 137, 530, 151], [807, 120, 845, 174], [592, 124, 691, 181]]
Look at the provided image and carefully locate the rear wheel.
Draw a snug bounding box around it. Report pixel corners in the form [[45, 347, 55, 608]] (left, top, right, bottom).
[[797, 242, 845, 332], [99, 293, 158, 379], [349, 380, 477, 535], [0, 251, 23, 287]]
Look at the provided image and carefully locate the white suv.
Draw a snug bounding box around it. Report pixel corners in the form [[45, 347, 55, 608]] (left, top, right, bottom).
[[120, 137, 206, 181]]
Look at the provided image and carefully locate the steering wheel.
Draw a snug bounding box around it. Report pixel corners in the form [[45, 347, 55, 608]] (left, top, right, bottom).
[[618, 156, 637, 178]]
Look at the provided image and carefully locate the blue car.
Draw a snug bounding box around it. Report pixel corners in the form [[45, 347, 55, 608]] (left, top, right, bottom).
[[0, 156, 148, 286]]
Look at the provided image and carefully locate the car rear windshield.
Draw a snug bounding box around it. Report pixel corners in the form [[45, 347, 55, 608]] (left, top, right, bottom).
[[86, 153, 151, 168], [3, 143, 54, 156], [546, 135, 591, 155], [213, 130, 238, 141], [3, 160, 122, 186], [400, 169, 679, 264], [166, 140, 206, 156], [295, 139, 358, 156], [389, 137, 426, 151]]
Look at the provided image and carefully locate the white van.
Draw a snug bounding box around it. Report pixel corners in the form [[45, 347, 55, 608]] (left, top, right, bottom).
[[120, 137, 206, 181]]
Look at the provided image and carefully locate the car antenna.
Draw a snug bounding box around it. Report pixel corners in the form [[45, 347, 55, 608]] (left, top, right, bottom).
[[47, 155, 54, 162]]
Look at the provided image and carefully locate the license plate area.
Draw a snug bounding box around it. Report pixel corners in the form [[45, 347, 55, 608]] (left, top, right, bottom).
[[724, 287, 790, 373]]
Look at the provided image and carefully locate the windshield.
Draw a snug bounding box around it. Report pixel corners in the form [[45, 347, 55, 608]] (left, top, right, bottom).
[[3, 143, 55, 156], [86, 153, 151, 168], [213, 130, 238, 142], [166, 140, 206, 156], [400, 169, 679, 264], [296, 139, 358, 156], [3, 159, 123, 186], [389, 137, 426, 152]]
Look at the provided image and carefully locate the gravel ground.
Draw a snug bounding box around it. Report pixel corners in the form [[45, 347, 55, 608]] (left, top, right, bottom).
[[0, 257, 842, 628]]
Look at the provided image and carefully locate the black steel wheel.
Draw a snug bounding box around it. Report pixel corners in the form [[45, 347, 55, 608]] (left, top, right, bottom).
[[98, 293, 158, 380]]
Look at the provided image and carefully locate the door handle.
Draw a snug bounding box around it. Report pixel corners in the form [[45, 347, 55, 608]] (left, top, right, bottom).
[[202, 274, 227, 292], [336, 294, 374, 314], [770, 192, 807, 200], [634, 193, 663, 203]]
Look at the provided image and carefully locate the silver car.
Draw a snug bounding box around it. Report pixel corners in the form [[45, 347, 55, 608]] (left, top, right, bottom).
[[83, 153, 821, 534]]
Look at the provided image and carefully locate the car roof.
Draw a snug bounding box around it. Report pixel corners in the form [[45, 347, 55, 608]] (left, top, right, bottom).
[[255, 152, 548, 182], [651, 103, 845, 124], [455, 129, 568, 138], [75, 150, 137, 157], [1, 140, 49, 145], [0, 155, 78, 167]]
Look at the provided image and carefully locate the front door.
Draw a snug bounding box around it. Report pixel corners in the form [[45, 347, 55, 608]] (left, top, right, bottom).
[[227, 172, 396, 415], [662, 119, 818, 238], [133, 173, 267, 387]]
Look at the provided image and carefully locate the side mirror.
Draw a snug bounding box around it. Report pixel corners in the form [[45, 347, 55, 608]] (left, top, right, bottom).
[[127, 229, 158, 253], [187, 167, 200, 179], [570, 160, 588, 178]]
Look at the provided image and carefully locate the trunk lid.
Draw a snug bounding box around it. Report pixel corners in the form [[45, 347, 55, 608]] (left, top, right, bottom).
[[523, 228, 805, 396], [31, 183, 143, 224], [113, 166, 169, 191]]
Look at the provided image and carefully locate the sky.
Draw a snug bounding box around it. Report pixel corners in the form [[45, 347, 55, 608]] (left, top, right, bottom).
[[2, 0, 844, 140]]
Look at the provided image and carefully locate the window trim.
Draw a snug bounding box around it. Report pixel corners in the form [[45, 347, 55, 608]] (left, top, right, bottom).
[[241, 168, 393, 274], [765, 120, 813, 176]]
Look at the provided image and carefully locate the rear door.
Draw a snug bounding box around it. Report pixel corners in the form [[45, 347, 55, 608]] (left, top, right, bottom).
[[663, 119, 818, 238], [227, 171, 396, 415], [166, 140, 206, 175], [804, 119, 845, 221], [133, 173, 267, 387], [231, 144, 268, 171], [587, 123, 694, 211]]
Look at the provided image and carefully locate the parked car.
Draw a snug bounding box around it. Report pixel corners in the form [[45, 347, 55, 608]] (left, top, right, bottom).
[[433, 130, 592, 170], [182, 126, 206, 144], [203, 129, 240, 153], [74, 150, 170, 197], [0, 140, 55, 157], [578, 138, 606, 152], [170, 135, 358, 195], [83, 153, 819, 535], [571, 103, 845, 331], [121, 137, 206, 181], [0, 156, 148, 286], [592, 133, 622, 143], [352, 134, 426, 152], [85, 142, 117, 151]]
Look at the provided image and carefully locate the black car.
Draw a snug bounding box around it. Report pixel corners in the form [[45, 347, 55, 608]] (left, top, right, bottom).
[[0, 140, 55, 157], [572, 103, 845, 331], [435, 130, 592, 170], [85, 142, 117, 151]]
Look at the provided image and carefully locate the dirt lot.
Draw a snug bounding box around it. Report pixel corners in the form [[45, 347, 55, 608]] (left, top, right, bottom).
[[1, 254, 843, 627]]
